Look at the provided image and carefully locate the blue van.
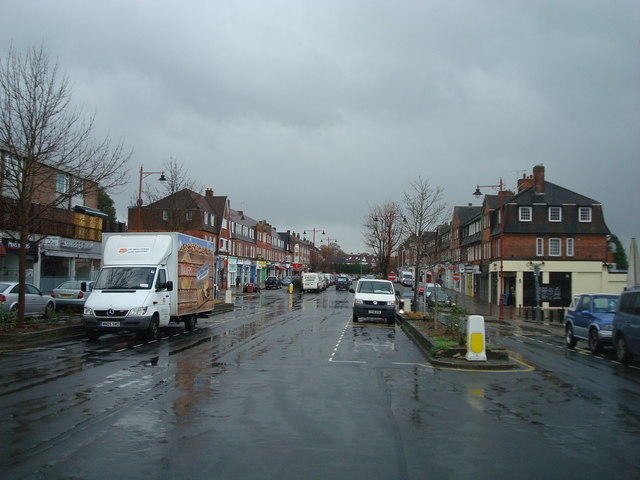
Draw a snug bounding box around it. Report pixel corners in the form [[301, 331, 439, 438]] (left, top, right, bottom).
[[613, 289, 640, 363]]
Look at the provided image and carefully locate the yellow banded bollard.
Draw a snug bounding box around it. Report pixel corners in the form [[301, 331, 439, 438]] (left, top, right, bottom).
[[465, 315, 487, 361]]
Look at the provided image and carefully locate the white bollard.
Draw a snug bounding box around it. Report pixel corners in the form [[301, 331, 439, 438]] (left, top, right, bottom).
[[225, 289, 233, 304], [465, 315, 487, 361], [404, 299, 412, 313]]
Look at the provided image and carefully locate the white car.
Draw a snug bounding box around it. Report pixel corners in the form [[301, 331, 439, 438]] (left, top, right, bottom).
[[0, 282, 56, 318], [351, 278, 397, 324]]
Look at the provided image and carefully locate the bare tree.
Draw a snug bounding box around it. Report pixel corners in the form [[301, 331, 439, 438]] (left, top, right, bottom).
[[0, 45, 130, 326], [363, 200, 406, 279], [403, 177, 447, 316]]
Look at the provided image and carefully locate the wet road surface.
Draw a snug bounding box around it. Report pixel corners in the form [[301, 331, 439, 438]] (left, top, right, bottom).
[[1, 288, 639, 479]]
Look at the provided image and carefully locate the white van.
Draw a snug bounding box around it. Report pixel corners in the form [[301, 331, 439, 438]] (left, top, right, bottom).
[[350, 278, 397, 324], [302, 273, 324, 293]]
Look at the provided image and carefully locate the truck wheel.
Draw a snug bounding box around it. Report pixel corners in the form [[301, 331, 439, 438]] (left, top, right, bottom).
[[352, 313, 358, 323], [146, 316, 160, 341], [184, 315, 195, 331]]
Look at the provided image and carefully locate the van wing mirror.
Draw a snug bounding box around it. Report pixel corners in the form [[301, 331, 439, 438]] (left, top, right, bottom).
[[80, 281, 88, 292], [157, 280, 173, 291]]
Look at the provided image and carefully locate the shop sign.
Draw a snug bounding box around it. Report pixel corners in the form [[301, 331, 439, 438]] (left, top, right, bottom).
[[3, 239, 32, 250]]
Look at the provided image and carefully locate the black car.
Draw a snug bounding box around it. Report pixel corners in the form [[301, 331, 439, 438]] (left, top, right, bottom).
[[265, 276, 282, 289], [335, 276, 350, 291]]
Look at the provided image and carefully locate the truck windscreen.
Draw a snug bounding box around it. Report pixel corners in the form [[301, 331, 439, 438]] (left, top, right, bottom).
[[94, 267, 157, 290]]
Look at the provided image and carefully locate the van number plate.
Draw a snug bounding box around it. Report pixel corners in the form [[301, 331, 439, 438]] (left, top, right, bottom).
[[368, 310, 382, 315], [100, 321, 120, 327]]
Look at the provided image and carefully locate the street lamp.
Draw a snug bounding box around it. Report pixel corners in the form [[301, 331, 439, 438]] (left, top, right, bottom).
[[374, 215, 406, 280], [303, 228, 325, 246], [137, 165, 166, 232], [473, 178, 505, 320]]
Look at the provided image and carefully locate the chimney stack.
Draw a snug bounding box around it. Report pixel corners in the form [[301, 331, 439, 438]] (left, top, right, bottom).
[[517, 173, 534, 192], [533, 165, 545, 194], [205, 188, 214, 197]]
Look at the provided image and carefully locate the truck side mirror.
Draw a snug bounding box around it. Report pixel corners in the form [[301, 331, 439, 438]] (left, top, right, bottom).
[[80, 281, 88, 292], [157, 280, 173, 291]]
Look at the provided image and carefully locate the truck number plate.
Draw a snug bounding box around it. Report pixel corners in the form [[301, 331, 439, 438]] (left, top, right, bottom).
[[100, 321, 120, 327], [369, 310, 382, 315]]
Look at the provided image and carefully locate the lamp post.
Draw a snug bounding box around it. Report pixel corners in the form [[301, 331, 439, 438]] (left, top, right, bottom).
[[303, 228, 325, 246], [473, 178, 504, 320], [374, 215, 406, 280], [137, 165, 166, 232]]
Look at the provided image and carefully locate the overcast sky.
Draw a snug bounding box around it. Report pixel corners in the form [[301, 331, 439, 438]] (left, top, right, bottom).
[[3, 0, 639, 254]]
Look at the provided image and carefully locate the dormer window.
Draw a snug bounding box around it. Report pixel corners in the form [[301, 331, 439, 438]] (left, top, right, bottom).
[[519, 207, 532, 222], [548, 207, 561, 222], [579, 207, 592, 222]]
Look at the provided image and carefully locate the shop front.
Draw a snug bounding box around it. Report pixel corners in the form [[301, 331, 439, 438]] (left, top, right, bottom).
[[0, 238, 39, 285], [39, 236, 102, 291]]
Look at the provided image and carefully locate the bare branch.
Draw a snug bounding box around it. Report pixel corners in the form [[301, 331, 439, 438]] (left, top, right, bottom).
[[0, 44, 130, 326]]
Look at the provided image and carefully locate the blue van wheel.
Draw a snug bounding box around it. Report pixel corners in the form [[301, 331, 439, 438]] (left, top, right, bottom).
[[615, 334, 633, 363]]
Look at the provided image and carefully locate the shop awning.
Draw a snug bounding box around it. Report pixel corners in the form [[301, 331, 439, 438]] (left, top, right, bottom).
[[73, 205, 109, 218]]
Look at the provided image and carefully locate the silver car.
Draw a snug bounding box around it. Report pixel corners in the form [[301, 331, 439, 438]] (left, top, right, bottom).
[[50, 280, 94, 310], [0, 282, 56, 318]]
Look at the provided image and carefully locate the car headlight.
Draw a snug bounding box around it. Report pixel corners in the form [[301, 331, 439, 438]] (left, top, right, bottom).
[[603, 324, 613, 331], [128, 307, 149, 316]]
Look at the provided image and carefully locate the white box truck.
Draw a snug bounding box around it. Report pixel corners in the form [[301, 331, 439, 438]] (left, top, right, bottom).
[[83, 232, 216, 341]]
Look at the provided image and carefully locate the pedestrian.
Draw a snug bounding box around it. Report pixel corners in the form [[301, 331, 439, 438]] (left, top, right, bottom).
[[235, 277, 240, 289]]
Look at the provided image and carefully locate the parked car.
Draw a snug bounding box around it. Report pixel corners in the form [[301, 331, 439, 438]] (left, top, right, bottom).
[[265, 276, 282, 289], [425, 283, 453, 307], [350, 278, 397, 324], [335, 276, 350, 291], [281, 276, 293, 286], [0, 282, 56, 318], [613, 288, 640, 363], [565, 293, 619, 354], [416, 283, 453, 307], [50, 280, 94, 310]]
